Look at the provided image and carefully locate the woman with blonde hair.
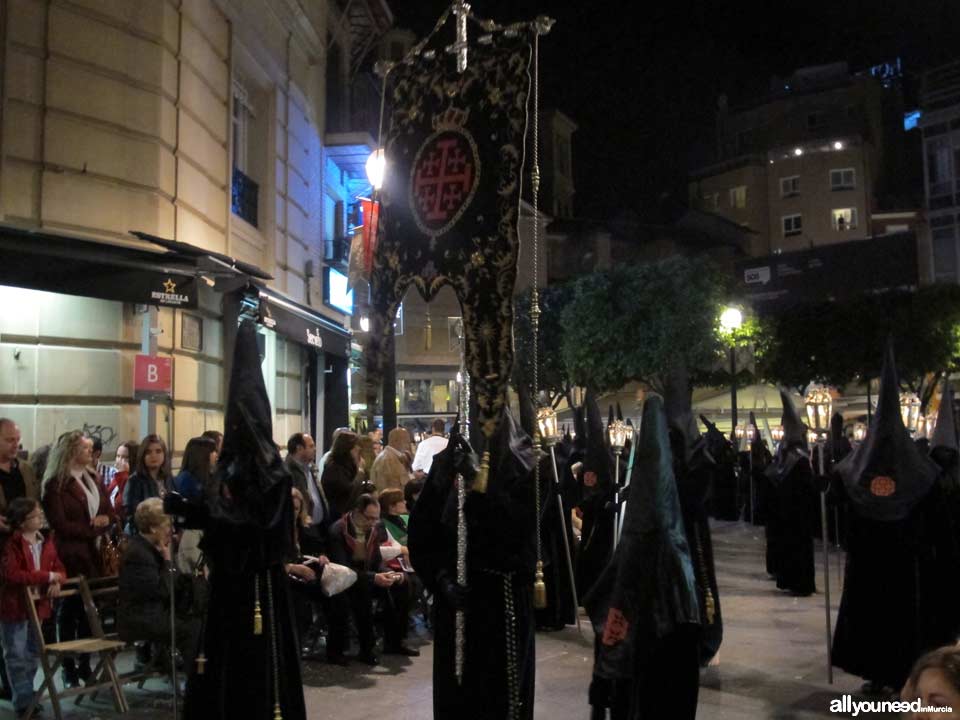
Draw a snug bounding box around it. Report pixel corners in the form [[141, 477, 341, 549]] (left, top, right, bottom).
[[41, 430, 114, 688]]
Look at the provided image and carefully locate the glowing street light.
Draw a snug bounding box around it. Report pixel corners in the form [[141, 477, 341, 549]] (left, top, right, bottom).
[[365, 148, 386, 190]]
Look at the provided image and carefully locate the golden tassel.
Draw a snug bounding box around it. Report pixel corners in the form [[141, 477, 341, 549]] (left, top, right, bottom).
[[253, 574, 263, 635], [533, 560, 547, 609], [195, 653, 207, 675], [424, 309, 433, 351], [705, 590, 716, 624], [473, 451, 490, 493], [273, 702, 283, 720]]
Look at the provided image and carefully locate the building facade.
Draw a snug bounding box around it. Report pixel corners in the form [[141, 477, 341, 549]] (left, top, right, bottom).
[[0, 0, 390, 459], [689, 63, 890, 256], [920, 60, 960, 283]]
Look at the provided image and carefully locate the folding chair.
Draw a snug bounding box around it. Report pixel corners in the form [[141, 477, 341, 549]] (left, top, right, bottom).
[[21, 576, 128, 720]]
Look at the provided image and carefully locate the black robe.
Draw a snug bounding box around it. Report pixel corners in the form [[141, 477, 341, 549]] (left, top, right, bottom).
[[409, 413, 537, 720], [181, 320, 305, 720], [764, 451, 817, 596], [535, 442, 578, 630]]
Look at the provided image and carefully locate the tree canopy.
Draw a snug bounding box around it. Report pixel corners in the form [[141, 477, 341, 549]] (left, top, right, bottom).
[[513, 282, 575, 405], [753, 284, 960, 395], [559, 256, 730, 410]]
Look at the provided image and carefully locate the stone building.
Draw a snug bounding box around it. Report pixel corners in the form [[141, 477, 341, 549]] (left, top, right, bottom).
[[0, 0, 391, 460]]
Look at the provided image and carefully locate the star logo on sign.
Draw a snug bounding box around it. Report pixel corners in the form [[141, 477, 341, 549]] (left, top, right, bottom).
[[163, 278, 177, 294]]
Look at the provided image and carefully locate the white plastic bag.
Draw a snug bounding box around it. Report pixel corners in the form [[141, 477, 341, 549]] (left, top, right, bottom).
[[320, 562, 358, 597]]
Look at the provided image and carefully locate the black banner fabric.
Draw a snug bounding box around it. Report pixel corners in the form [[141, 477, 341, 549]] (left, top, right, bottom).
[[368, 31, 533, 439]]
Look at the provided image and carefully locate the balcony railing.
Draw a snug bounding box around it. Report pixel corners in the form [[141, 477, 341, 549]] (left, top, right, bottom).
[[231, 167, 259, 228]]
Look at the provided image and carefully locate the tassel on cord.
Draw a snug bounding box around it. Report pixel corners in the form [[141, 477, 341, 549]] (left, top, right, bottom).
[[253, 574, 263, 636]]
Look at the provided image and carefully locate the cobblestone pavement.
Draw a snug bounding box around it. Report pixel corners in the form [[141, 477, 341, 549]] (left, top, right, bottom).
[[5, 521, 901, 719]]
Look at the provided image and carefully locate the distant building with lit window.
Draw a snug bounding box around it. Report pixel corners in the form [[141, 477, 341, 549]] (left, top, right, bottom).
[[689, 62, 913, 257]]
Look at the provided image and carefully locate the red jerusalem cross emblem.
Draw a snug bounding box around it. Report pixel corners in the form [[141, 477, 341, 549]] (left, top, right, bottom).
[[410, 128, 481, 237]]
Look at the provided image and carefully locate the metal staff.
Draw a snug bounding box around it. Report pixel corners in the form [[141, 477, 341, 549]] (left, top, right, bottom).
[[548, 444, 581, 633], [608, 420, 631, 549], [168, 565, 179, 719], [617, 428, 638, 542], [816, 441, 833, 684], [455, 472, 467, 685]]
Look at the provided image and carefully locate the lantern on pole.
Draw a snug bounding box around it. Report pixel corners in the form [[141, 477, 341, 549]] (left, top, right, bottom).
[[536, 406, 560, 447], [771, 425, 785, 444], [804, 384, 833, 434], [899, 391, 921, 435], [608, 418, 633, 549], [852, 422, 867, 444]]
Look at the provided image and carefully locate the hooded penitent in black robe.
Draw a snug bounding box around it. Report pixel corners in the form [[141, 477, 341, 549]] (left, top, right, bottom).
[[180, 320, 305, 720], [409, 411, 537, 720], [575, 391, 615, 601], [671, 414, 723, 666], [825, 411, 853, 546], [586, 396, 701, 720], [748, 412, 773, 527], [931, 379, 960, 556], [832, 344, 960, 689], [535, 437, 578, 630], [699, 416, 739, 521], [764, 389, 817, 596]]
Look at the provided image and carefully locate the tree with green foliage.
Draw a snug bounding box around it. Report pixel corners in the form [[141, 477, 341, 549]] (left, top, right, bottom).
[[753, 284, 960, 408], [560, 255, 731, 421], [513, 282, 575, 408]]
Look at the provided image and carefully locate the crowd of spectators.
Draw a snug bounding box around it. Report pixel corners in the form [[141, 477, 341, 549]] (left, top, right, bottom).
[[0, 415, 446, 718]]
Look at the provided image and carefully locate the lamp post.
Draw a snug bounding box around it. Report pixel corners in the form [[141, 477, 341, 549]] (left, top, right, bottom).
[[365, 148, 386, 191], [720, 307, 743, 436], [771, 425, 785, 449], [608, 418, 633, 549], [734, 423, 756, 523], [537, 406, 581, 632], [804, 382, 834, 685]]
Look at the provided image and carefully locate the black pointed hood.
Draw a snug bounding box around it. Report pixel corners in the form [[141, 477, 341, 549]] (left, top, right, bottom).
[[612, 395, 699, 639], [829, 411, 852, 463], [780, 389, 808, 452], [835, 342, 939, 521], [209, 319, 293, 569], [584, 390, 613, 489], [748, 411, 770, 468], [931, 380, 958, 455]]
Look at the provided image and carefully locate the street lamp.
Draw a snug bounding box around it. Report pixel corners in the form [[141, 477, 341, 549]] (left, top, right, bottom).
[[569, 386, 586, 409], [608, 418, 633, 549], [900, 391, 921, 435], [804, 381, 835, 686], [735, 423, 757, 523], [537, 404, 581, 631], [365, 148, 386, 190], [925, 412, 938, 440], [720, 306, 743, 438]]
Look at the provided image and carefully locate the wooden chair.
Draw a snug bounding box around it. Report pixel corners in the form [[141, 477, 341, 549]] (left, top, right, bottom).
[[80, 575, 166, 695], [22, 576, 128, 720]]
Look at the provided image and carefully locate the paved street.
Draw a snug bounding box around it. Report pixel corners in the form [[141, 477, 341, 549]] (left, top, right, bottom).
[[8, 521, 902, 719]]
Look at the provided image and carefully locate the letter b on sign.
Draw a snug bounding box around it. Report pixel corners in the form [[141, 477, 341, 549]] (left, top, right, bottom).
[[134, 355, 172, 400]]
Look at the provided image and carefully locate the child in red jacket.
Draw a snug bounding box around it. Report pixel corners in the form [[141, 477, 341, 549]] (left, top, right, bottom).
[[0, 497, 65, 718]]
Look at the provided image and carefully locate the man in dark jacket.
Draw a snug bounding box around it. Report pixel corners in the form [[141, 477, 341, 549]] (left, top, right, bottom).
[[118, 497, 200, 674], [286, 433, 326, 526]]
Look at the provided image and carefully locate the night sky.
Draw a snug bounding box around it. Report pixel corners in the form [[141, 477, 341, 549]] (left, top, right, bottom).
[[390, 1, 960, 220]]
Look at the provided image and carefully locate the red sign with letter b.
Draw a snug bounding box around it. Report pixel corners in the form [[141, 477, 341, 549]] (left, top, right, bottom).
[[134, 355, 172, 400]]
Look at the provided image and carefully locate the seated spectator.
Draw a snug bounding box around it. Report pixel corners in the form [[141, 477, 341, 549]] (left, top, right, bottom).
[[321, 431, 362, 518], [118, 498, 200, 677], [326, 494, 417, 666], [403, 479, 424, 517], [0, 498, 65, 719], [901, 645, 960, 718], [123, 435, 171, 535], [285, 488, 330, 658], [370, 428, 413, 493], [378, 488, 409, 548]]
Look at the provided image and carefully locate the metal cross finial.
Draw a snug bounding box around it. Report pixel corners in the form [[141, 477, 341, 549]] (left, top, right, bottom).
[[448, 1, 471, 73]]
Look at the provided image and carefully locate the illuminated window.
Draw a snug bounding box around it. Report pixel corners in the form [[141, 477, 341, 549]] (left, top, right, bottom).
[[830, 168, 856, 190], [831, 208, 858, 231], [702, 192, 720, 211], [782, 214, 802, 237], [780, 176, 800, 197], [729, 186, 747, 209]]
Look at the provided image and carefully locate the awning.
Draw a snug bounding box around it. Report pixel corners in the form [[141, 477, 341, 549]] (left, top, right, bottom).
[[257, 286, 352, 358], [0, 226, 201, 308]]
